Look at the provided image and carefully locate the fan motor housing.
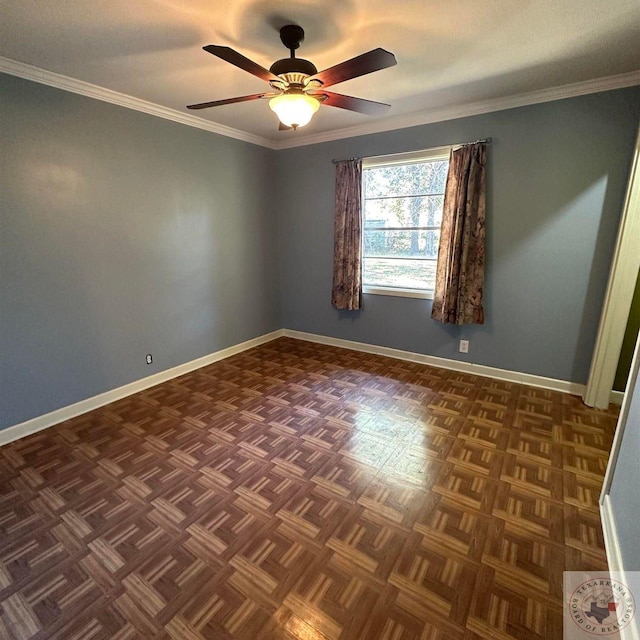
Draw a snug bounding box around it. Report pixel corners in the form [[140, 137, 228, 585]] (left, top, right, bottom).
[[270, 57, 317, 78]]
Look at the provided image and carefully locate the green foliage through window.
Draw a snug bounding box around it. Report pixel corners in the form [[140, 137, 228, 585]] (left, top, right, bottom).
[[362, 155, 448, 291]]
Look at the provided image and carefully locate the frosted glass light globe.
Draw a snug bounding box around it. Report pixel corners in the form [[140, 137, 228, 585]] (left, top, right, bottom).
[[269, 93, 320, 129]]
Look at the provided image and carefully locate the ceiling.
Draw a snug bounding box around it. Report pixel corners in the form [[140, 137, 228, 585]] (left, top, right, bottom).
[[2, 0, 640, 147]]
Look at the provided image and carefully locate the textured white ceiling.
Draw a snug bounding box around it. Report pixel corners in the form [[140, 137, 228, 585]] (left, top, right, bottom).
[[2, 0, 640, 143]]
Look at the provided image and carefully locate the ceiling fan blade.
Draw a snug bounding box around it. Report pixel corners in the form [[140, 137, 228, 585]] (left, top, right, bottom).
[[203, 45, 280, 83], [310, 91, 390, 115], [187, 93, 266, 110], [306, 48, 396, 88], [278, 122, 293, 131]]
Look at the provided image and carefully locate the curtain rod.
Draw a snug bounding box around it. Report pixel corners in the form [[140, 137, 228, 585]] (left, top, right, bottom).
[[453, 137, 492, 147], [331, 156, 361, 164], [331, 138, 492, 164]]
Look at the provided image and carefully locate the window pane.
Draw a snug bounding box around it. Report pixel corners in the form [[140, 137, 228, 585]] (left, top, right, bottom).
[[364, 161, 448, 198], [364, 229, 440, 259], [363, 258, 436, 290], [363, 195, 444, 228], [361, 153, 448, 293]]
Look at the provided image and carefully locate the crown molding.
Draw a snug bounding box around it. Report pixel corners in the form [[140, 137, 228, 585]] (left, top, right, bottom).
[[0, 56, 276, 149], [271, 70, 640, 150], [2, 56, 639, 151]]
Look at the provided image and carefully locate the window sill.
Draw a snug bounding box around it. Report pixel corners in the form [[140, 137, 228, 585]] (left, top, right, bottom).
[[362, 286, 434, 300]]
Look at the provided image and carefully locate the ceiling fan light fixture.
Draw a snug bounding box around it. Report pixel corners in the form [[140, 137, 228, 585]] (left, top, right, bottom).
[[188, 26, 397, 130], [269, 92, 319, 129]]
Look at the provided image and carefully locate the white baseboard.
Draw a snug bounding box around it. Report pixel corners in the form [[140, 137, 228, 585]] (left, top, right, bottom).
[[599, 496, 640, 640], [284, 329, 591, 396], [0, 330, 284, 447], [600, 495, 624, 573], [1, 327, 621, 447], [611, 389, 625, 405]]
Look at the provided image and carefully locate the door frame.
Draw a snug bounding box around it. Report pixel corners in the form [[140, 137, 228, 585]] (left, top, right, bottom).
[[584, 125, 640, 408]]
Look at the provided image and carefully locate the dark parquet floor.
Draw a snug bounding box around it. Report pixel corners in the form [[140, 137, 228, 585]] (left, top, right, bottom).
[[0, 338, 619, 639]]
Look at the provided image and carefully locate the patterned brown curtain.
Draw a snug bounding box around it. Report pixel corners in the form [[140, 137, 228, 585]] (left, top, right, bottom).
[[431, 142, 486, 325], [331, 159, 363, 310]]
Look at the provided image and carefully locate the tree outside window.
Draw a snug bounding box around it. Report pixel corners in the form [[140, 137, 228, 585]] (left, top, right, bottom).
[[362, 150, 449, 295]]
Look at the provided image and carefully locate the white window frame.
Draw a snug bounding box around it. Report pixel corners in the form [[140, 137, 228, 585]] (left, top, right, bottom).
[[361, 146, 450, 299]]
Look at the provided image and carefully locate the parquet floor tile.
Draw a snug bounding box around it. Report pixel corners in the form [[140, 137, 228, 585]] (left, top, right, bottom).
[[0, 337, 619, 639]]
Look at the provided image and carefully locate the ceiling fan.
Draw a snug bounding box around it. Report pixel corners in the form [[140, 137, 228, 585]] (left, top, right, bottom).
[[187, 25, 397, 130]]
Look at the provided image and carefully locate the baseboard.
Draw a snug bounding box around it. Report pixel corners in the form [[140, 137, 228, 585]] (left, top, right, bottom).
[[610, 389, 625, 405], [601, 495, 624, 573], [0, 329, 284, 447], [599, 496, 639, 640], [284, 329, 591, 396], [1, 327, 621, 447]]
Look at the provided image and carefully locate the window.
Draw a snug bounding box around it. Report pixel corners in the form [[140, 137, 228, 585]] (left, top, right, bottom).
[[362, 148, 449, 298]]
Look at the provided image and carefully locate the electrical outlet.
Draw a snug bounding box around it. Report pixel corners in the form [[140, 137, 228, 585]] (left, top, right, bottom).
[[146, 354, 153, 365], [459, 340, 469, 354]]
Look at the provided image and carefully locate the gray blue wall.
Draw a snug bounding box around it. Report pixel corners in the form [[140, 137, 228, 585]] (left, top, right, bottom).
[[1, 73, 280, 429], [2, 73, 639, 432], [277, 87, 640, 383], [609, 334, 640, 571]]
